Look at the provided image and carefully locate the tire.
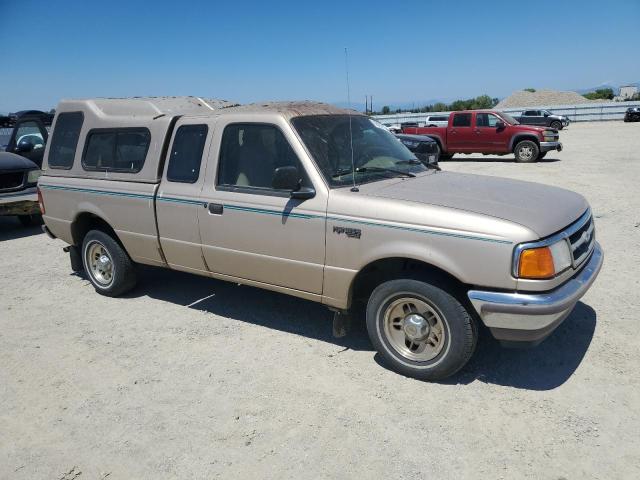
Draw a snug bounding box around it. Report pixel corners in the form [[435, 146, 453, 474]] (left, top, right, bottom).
[[514, 140, 539, 163], [18, 214, 42, 227], [81, 230, 137, 297], [439, 153, 454, 160], [366, 279, 477, 381], [550, 121, 562, 130]]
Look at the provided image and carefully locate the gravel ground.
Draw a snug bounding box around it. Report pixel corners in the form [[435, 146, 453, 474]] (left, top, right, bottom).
[[1, 121, 639, 479]]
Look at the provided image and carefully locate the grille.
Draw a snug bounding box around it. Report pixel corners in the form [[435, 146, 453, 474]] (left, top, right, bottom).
[[422, 142, 439, 154], [568, 215, 595, 267], [0, 171, 25, 192]]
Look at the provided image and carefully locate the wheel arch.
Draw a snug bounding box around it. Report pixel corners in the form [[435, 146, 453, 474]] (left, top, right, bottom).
[[347, 256, 467, 310], [509, 134, 540, 151], [71, 211, 125, 250]]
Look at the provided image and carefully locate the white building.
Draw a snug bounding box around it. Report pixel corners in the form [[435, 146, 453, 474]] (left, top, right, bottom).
[[615, 85, 638, 101]]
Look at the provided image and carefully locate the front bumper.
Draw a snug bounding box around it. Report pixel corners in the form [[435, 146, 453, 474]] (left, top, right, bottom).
[[540, 141, 563, 153], [0, 188, 39, 216], [467, 242, 603, 345]]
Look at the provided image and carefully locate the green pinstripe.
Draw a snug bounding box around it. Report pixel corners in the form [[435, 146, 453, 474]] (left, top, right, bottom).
[[38, 184, 512, 244]]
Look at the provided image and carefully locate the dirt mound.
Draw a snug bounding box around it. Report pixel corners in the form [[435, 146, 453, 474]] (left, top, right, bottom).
[[496, 90, 607, 109]]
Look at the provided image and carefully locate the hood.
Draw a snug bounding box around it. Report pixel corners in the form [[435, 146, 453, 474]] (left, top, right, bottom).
[[514, 124, 545, 133], [361, 172, 588, 238], [0, 151, 38, 171]]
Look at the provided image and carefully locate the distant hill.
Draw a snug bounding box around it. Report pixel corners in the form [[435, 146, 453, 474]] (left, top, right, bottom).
[[575, 82, 640, 94]]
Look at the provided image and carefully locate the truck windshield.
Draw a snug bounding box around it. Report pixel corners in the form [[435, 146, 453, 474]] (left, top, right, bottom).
[[291, 115, 427, 187], [499, 113, 520, 125]]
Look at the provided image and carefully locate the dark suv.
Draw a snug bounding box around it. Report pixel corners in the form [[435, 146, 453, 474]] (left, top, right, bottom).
[[624, 107, 640, 122]]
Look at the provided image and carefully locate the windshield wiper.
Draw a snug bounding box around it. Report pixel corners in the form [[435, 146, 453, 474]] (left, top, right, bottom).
[[394, 159, 422, 165], [331, 166, 415, 179], [396, 158, 441, 171]]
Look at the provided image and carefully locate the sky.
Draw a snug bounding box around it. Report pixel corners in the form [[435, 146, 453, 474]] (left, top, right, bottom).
[[1, 0, 639, 113]]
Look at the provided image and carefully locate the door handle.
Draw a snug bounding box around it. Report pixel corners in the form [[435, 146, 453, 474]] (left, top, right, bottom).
[[208, 203, 223, 215]]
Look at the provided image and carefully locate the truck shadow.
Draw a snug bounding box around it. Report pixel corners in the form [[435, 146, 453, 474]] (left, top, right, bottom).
[[434, 301, 596, 390], [0, 216, 43, 241], [445, 156, 561, 163], [130, 266, 595, 390], [130, 266, 372, 351]]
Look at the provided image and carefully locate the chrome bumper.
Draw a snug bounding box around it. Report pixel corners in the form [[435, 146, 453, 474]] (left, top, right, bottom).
[[540, 141, 562, 153], [468, 242, 603, 345], [0, 188, 39, 216]]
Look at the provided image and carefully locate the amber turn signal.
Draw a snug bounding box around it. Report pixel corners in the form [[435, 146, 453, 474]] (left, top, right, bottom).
[[518, 247, 555, 279]]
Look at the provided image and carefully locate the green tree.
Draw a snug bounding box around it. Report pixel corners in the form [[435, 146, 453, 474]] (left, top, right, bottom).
[[381, 105, 390, 114], [524, 88, 536, 92], [583, 88, 614, 100]]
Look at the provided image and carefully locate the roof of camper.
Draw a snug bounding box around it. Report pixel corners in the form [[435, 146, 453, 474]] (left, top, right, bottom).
[[57, 97, 360, 120], [57, 96, 240, 117]]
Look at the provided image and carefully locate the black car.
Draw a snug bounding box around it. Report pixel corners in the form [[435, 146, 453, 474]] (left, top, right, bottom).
[[624, 107, 640, 122], [395, 133, 440, 167], [0, 151, 42, 225]]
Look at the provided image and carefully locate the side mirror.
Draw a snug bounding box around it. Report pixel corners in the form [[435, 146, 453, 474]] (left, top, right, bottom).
[[272, 166, 316, 199], [16, 139, 34, 153], [495, 121, 506, 130]]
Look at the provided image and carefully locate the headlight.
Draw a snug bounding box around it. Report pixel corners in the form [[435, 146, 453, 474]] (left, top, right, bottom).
[[516, 239, 571, 279], [27, 169, 42, 184]]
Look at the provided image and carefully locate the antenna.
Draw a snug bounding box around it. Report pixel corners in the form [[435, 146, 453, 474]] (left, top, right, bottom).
[[344, 47, 358, 192]]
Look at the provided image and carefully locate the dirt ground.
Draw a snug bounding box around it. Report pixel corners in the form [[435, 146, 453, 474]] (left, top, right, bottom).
[[1, 121, 639, 479]]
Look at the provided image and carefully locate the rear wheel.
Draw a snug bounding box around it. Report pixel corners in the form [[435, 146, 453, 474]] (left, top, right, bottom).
[[366, 279, 477, 381], [514, 140, 539, 163], [82, 230, 137, 296]]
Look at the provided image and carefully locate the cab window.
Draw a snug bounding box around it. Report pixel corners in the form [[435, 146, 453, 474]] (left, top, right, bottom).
[[476, 113, 501, 128], [167, 124, 208, 183], [452, 113, 471, 127], [217, 123, 307, 193]]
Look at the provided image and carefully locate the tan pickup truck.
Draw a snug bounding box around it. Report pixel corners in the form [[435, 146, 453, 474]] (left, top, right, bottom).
[[38, 97, 603, 380]]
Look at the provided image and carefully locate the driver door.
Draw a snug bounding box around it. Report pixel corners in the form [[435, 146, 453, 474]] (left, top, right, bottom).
[[7, 118, 49, 167], [474, 113, 510, 152], [197, 117, 327, 294]]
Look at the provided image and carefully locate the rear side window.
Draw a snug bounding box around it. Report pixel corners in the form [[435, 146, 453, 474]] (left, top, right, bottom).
[[166, 124, 208, 183], [48, 112, 83, 169], [452, 113, 471, 127], [82, 128, 150, 173]]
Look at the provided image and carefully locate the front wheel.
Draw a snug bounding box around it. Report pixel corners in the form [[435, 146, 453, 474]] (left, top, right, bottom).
[[366, 279, 477, 381], [82, 230, 137, 297], [514, 140, 539, 163], [550, 121, 562, 130]]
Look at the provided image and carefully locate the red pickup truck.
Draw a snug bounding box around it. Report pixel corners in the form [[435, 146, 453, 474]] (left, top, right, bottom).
[[402, 110, 562, 163]]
